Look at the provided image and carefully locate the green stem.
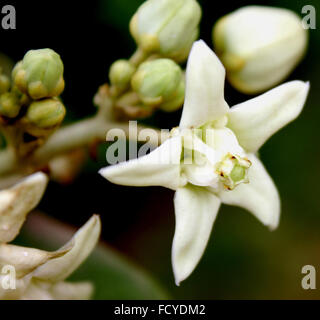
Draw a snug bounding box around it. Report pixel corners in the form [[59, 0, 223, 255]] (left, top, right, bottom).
[[0, 114, 164, 179], [129, 49, 148, 67]]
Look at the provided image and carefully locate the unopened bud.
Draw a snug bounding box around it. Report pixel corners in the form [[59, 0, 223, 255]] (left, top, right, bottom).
[[109, 59, 135, 91], [12, 49, 65, 99], [130, 0, 201, 62], [11, 86, 31, 106], [212, 6, 307, 94], [26, 98, 66, 129], [159, 78, 185, 112], [0, 92, 21, 118], [131, 59, 183, 108]]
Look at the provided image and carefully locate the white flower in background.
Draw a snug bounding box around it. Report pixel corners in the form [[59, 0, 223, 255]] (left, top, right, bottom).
[[213, 6, 308, 94], [0, 172, 48, 243], [0, 172, 101, 299], [99, 40, 309, 285]]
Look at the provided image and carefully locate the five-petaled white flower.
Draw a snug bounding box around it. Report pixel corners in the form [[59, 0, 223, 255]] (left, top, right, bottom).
[[99, 40, 309, 285]]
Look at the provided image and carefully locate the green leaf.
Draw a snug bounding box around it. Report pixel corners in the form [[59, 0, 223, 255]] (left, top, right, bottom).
[[14, 212, 170, 300]]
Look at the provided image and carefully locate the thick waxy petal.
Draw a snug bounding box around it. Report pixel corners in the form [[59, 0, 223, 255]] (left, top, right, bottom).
[[99, 136, 183, 190], [0, 275, 30, 300], [0, 244, 68, 278], [227, 81, 309, 152], [0, 172, 48, 243], [179, 40, 229, 129], [32, 215, 101, 282], [219, 154, 280, 230], [172, 185, 220, 285], [181, 133, 218, 186], [49, 281, 93, 300], [183, 162, 218, 187], [205, 127, 245, 162]]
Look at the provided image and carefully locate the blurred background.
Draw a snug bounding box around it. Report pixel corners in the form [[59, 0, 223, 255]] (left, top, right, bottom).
[[4, 0, 320, 299]]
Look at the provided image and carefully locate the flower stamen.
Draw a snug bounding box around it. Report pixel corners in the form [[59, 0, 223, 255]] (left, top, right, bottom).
[[216, 153, 251, 190]]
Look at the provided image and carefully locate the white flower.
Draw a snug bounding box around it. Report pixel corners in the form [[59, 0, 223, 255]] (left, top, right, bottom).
[[0, 214, 101, 300], [99, 40, 309, 285], [213, 6, 308, 94], [0, 173, 101, 299]]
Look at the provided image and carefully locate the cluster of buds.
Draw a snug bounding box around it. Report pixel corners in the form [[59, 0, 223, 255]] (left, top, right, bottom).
[[0, 49, 66, 155], [105, 0, 202, 119], [0, 173, 101, 300]]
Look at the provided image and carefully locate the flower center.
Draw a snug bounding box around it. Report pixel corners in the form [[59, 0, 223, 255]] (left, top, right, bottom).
[[215, 153, 251, 190]]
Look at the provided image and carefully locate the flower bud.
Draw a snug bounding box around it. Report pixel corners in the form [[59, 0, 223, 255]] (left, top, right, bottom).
[[130, 0, 201, 62], [109, 59, 135, 90], [26, 98, 66, 129], [212, 6, 307, 94], [11, 86, 31, 106], [131, 58, 184, 108], [159, 79, 185, 112], [0, 92, 21, 118], [12, 49, 65, 99]]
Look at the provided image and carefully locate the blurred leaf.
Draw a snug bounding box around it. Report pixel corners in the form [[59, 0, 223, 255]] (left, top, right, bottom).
[[14, 212, 170, 299]]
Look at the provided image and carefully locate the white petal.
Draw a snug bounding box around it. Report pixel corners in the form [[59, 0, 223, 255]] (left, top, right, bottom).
[[182, 131, 216, 164], [183, 162, 218, 187], [172, 185, 220, 285], [181, 134, 218, 186], [205, 127, 245, 162], [0, 244, 68, 278], [19, 281, 54, 300], [228, 81, 309, 152], [0, 172, 48, 243], [32, 215, 101, 282], [0, 276, 30, 300], [179, 40, 229, 128], [99, 136, 183, 190], [49, 281, 93, 300], [219, 154, 280, 230], [21, 280, 93, 300]]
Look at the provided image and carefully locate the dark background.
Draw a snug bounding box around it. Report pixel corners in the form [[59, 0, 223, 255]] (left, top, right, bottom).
[[5, 0, 320, 298]]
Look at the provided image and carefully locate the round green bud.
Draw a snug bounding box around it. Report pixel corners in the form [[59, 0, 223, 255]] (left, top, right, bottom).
[[130, 0, 201, 62], [159, 78, 185, 112], [0, 74, 10, 94], [26, 98, 66, 129], [109, 60, 135, 90], [0, 92, 21, 118], [131, 59, 183, 107], [11, 85, 31, 107], [13, 49, 65, 100]]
